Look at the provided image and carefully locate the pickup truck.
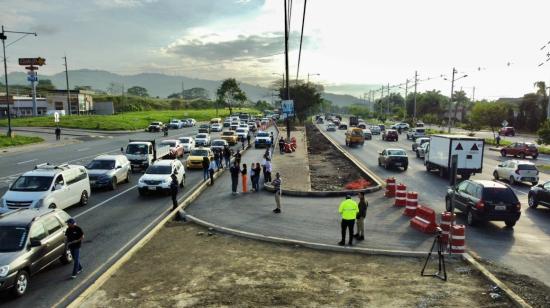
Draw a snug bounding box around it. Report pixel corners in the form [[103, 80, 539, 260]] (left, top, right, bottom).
[[125, 139, 171, 172]]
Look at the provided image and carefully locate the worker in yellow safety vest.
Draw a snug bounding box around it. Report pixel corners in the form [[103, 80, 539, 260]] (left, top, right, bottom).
[[338, 195, 359, 246]]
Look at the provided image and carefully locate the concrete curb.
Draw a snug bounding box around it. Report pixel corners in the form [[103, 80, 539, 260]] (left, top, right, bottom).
[[186, 214, 428, 257], [263, 183, 380, 196]]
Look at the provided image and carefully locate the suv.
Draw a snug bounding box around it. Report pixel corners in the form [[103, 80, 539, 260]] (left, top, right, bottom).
[[0, 208, 73, 297], [86, 155, 130, 190], [528, 181, 550, 210], [391, 123, 409, 130], [500, 142, 538, 159], [255, 131, 271, 148], [406, 127, 426, 141], [499, 126, 515, 136], [382, 129, 398, 141], [493, 160, 539, 186], [147, 122, 164, 132], [1, 163, 90, 211], [138, 160, 185, 196], [445, 180, 521, 227]]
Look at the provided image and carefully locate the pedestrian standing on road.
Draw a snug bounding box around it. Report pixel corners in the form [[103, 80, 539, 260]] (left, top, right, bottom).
[[241, 163, 248, 193], [223, 146, 231, 168], [65, 218, 84, 278], [235, 149, 242, 166], [230, 162, 240, 195], [247, 134, 251, 147], [264, 158, 272, 183], [55, 126, 61, 141], [264, 148, 272, 161], [202, 156, 210, 181], [279, 137, 285, 154], [272, 172, 282, 213], [250, 163, 256, 191], [354, 192, 368, 241], [338, 195, 359, 246], [270, 132, 274, 148], [241, 135, 246, 150], [170, 173, 178, 211], [496, 134, 501, 147], [209, 158, 217, 185], [214, 149, 221, 169], [253, 162, 261, 191]]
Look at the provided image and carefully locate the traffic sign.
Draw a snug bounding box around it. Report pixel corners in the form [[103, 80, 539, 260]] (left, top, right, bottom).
[[501, 120, 508, 127], [18, 57, 46, 66], [27, 75, 38, 82], [281, 100, 294, 116]]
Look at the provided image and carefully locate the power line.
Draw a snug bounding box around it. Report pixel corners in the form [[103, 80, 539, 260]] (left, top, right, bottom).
[[295, 0, 307, 84]]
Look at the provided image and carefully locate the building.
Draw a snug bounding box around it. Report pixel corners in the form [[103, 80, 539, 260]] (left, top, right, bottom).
[[0, 95, 48, 118], [46, 90, 94, 115]]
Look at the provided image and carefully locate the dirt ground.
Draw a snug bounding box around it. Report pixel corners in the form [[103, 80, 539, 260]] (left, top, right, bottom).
[[272, 127, 312, 191], [306, 124, 373, 191], [81, 222, 512, 307]]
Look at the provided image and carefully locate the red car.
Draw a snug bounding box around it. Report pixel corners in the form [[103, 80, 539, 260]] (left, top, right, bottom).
[[160, 139, 184, 158], [500, 142, 538, 159], [382, 129, 399, 141], [499, 126, 515, 136]]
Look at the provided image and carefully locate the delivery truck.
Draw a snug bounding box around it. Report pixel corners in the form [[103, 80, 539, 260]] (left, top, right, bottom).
[[125, 139, 171, 172], [424, 135, 484, 180]]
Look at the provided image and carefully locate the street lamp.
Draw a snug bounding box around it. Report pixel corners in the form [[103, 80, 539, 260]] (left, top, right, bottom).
[[1, 25, 37, 137], [443, 68, 468, 133], [307, 73, 320, 84]]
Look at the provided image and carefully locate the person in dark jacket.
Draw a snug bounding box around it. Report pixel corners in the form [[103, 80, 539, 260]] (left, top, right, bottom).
[[230, 161, 240, 195], [55, 126, 61, 141], [246, 134, 251, 147], [354, 192, 368, 241], [253, 162, 261, 191], [65, 218, 84, 278], [170, 173, 178, 210], [234, 149, 242, 166], [202, 156, 210, 181], [279, 137, 285, 154], [223, 146, 231, 168]]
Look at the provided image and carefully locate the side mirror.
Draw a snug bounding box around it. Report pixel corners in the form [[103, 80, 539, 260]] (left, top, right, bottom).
[[30, 240, 42, 247], [116, 165, 122, 169]]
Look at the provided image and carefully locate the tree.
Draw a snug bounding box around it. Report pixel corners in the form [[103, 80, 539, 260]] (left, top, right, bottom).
[[127, 86, 149, 97], [74, 85, 92, 91], [278, 83, 322, 123], [36, 79, 55, 92], [216, 78, 247, 114], [470, 102, 508, 136], [255, 100, 271, 111], [537, 120, 550, 145]]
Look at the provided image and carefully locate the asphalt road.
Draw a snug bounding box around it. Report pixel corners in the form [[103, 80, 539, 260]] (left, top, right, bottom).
[[323, 125, 550, 287], [0, 125, 251, 307]]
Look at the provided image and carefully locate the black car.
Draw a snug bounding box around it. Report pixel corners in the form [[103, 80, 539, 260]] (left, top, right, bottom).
[[0, 209, 73, 297], [378, 148, 408, 170], [445, 180, 521, 227], [528, 181, 550, 210], [382, 129, 398, 141]]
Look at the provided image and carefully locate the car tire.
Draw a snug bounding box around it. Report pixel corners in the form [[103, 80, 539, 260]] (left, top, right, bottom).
[[533, 154, 538, 160], [493, 170, 499, 180], [60, 247, 73, 265], [519, 152, 526, 159], [11, 270, 29, 298], [445, 198, 452, 211], [80, 191, 89, 206], [378, 159, 381, 167], [509, 176, 515, 185], [49, 203, 56, 209], [416, 151, 420, 158], [125, 172, 130, 183], [500, 150, 506, 157], [505, 220, 516, 228], [110, 177, 117, 190], [403, 164, 408, 171], [528, 194, 538, 209], [466, 210, 475, 226]]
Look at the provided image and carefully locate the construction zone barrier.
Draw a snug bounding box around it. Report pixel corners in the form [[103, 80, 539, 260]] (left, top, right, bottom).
[[410, 205, 438, 234], [439, 212, 455, 243], [394, 183, 407, 207], [450, 224, 466, 254], [404, 192, 418, 216], [385, 177, 396, 198]]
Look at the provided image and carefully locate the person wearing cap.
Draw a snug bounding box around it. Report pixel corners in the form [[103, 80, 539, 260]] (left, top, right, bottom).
[[338, 195, 359, 246], [65, 218, 84, 278], [354, 192, 368, 241]]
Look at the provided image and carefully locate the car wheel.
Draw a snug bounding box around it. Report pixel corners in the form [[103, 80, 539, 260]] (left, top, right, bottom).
[[505, 220, 516, 228], [60, 247, 73, 264], [509, 176, 515, 185], [11, 271, 29, 298], [445, 198, 452, 211], [110, 177, 117, 190], [416, 151, 420, 158], [493, 170, 499, 180], [500, 150, 506, 157], [378, 159, 381, 167], [528, 194, 538, 209], [80, 191, 89, 206], [403, 164, 408, 171], [466, 210, 475, 226], [533, 154, 538, 160], [519, 152, 526, 159], [49, 203, 57, 209], [125, 172, 130, 183]]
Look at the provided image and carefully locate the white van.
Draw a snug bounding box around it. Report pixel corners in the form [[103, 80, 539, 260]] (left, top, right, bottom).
[[0, 163, 91, 211]]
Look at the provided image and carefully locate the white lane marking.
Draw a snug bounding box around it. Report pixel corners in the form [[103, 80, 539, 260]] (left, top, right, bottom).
[[74, 185, 137, 218], [77, 147, 90, 152], [16, 159, 38, 165]]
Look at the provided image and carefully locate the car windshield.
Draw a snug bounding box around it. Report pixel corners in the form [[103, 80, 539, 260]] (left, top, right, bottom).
[[222, 132, 234, 136], [0, 226, 27, 252], [236, 129, 245, 133], [196, 134, 207, 139], [483, 188, 518, 204], [150, 122, 160, 126], [10, 176, 54, 192], [388, 150, 406, 156], [212, 141, 225, 146], [180, 138, 190, 143], [190, 149, 208, 156], [351, 130, 362, 136], [87, 160, 115, 170], [257, 132, 269, 137], [518, 164, 537, 170], [145, 165, 172, 175], [200, 124, 209, 128], [416, 129, 425, 133], [126, 144, 148, 155], [161, 141, 177, 147]]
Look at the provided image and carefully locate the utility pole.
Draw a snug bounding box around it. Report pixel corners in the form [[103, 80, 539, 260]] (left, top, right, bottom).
[[63, 55, 71, 115], [284, 0, 291, 140], [404, 79, 409, 122], [413, 70, 418, 123], [387, 82, 390, 115], [448, 67, 456, 133], [181, 81, 184, 99], [121, 84, 125, 114], [471, 86, 475, 103]]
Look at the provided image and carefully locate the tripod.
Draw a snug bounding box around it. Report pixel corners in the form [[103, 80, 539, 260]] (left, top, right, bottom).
[[421, 227, 447, 281]]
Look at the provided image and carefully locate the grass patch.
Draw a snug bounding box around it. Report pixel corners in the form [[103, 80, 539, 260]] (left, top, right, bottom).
[[0, 108, 258, 131], [536, 164, 550, 172], [0, 135, 43, 148], [484, 138, 513, 147]]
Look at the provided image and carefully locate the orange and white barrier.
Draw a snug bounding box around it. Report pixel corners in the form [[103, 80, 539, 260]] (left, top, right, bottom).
[[394, 183, 407, 207], [450, 224, 466, 254], [385, 177, 396, 198], [410, 205, 438, 234], [439, 212, 455, 244], [404, 192, 418, 216]]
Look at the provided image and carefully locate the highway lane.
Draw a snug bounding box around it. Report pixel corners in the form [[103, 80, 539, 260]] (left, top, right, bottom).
[[0, 126, 253, 306], [323, 126, 550, 287]]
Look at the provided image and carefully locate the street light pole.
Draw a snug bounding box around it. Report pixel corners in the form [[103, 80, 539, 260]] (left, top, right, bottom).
[[404, 79, 409, 122], [413, 70, 418, 123], [63, 56, 71, 115], [448, 67, 456, 133]]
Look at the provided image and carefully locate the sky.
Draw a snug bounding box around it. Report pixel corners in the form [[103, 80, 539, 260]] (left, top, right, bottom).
[[1, 0, 550, 99]]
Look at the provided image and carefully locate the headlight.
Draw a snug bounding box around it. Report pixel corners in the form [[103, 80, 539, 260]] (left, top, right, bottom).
[[139, 178, 145, 183], [0, 265, 9, 277]]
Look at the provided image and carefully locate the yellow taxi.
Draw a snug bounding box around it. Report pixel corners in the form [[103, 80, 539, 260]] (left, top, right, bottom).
[[221, 131, 238, 145], [186, 147, 214, 169]]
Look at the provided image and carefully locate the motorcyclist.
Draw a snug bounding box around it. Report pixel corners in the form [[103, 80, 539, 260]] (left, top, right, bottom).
[[398, 127, 402, 134]]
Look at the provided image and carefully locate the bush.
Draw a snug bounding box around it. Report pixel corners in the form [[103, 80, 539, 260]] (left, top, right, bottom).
[[537, 120, 550, 145]]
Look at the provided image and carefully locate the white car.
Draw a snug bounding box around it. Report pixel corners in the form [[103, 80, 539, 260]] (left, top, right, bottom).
[[416, 142, 429, 159], [493, 160, 539, 186], [412, 137, 430, 151], [168, 119, 184, 129], [363, 128, 372, 140], [211, 123, 222, 132], [370, 125, 381, 135], [391, 123, 410, 130], [138, 159, 185, 195], [407, 127, 426, 141], [326, 123, 336, 132], [0, 163, 91, 211], [236, 128, 248, 140], [179, 137, 195, 153], [238, 123, 249, 132], [195, 133, 211, 147], [86, 155, 130, 190], [211, 139, 229, 151], [255, 131, 271, 148]]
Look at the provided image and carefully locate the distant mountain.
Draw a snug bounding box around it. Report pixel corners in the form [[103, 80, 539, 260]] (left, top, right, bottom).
[[2, 69, 365, 107]]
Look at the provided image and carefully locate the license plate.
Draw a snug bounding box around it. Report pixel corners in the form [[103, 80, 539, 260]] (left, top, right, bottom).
[[395, 163, 402, 166], [149, 186, 157, 190], [524, 177, 534, 181], [495, 205, 506, 211]]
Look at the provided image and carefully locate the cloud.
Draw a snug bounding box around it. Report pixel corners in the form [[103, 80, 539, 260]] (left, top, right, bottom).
[[29, 24, 60, 36], [94, 0, 158, 8]]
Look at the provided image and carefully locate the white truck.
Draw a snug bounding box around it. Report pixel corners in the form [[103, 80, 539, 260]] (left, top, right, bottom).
[[424, 135, 485, 180], [125, 139, 171, 172]]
